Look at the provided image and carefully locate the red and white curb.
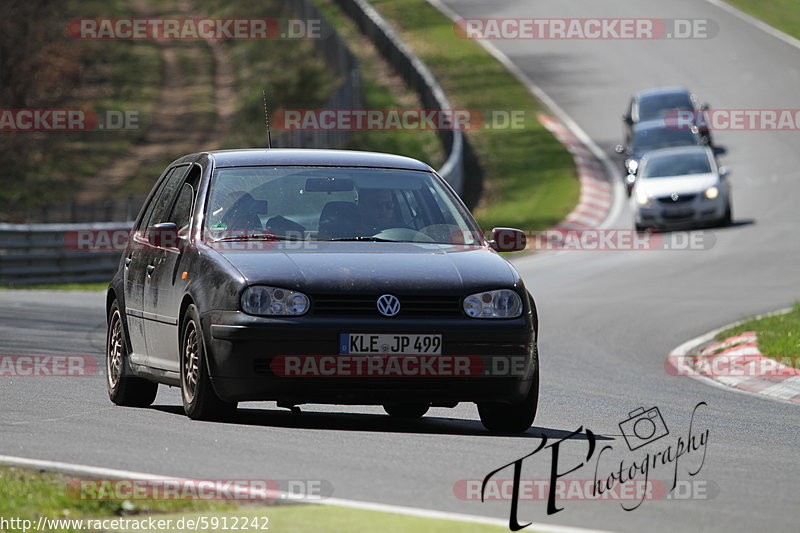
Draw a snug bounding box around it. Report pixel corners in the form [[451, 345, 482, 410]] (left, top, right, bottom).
[[538, 115, 612, 230], [668, 310, 800, 403]]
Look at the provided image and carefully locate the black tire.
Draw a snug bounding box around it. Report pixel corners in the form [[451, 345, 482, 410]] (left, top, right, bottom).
[[478, 352, 539, 433], [383, 403, 429, 419], [180, 304, 237, 420], [106, 300, 158, 407], [721, 202, 732, 226]]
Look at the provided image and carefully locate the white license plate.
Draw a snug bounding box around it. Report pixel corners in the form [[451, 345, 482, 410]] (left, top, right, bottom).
[[339, 334, 442, 355]]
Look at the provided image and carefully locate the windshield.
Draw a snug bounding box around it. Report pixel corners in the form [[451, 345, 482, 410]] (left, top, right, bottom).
[[204, 166, 482, 245], [632, 127, 700, 153], [638, 93, 693, 120], [642, 152, 713, 178]]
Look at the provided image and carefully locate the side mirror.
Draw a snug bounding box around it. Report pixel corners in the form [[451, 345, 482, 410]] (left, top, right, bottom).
[[148, 222, 179, 249], [622, 114, 632, 124], [712, 145, 727, 156], [702, 103, 710, 111], [490, 227, 527, 252], [615, 144, 626, 155], [719, 167, 731, 178]]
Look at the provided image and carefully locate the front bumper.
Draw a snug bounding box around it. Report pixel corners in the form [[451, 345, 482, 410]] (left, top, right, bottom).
[[634, 196, 726, 228], [202, 310, 536, 405]]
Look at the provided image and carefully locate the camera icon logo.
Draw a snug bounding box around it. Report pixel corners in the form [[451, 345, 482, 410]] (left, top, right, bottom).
[[618, 406, 670, 451]]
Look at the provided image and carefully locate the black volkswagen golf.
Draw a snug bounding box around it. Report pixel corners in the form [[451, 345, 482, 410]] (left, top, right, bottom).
[[106, 149, 539, 432]]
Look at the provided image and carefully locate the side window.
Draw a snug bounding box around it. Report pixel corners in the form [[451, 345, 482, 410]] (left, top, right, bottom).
[[168, 166, 202, 230], [136, 167, 179, 233], [143, 165, 190, 229]]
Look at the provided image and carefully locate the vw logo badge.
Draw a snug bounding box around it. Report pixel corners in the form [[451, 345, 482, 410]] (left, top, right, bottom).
[[377, 294, 401, 317], [671, 193, 679, 202]]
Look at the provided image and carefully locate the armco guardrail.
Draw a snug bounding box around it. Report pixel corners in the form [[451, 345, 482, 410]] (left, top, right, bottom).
[[334, 0, 464, 194], [0, 222, 132, 286], [0, 0, 467, 285]]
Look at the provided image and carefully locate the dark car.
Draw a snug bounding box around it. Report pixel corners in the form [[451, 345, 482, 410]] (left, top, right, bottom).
[[615, 119, 706, 194], [105, 149, 539, 433], [623, 86, 712, 145]]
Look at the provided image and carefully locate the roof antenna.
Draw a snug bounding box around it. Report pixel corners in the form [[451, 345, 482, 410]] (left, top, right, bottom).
[[262, 89, 272, 149]]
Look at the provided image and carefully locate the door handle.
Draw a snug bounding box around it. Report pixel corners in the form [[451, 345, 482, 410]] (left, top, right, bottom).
[[146, 264, 155, 276]]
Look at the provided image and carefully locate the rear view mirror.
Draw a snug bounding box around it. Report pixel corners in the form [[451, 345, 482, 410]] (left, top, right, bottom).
[[304, 177, 354, 192], [490, 227, 527, 252], [719, 167, 731, 178]]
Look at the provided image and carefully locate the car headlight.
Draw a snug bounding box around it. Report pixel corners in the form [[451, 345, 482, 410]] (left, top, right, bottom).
[[463, 289, 523, 319], [635, 189, 653, 207], [704, 186, 719, 199], [625, 159, 639, 174], [241, 286, 309, 316]]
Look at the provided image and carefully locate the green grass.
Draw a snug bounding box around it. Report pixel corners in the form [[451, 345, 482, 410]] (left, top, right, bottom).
[[196, 0, 339, 150], [312, 0, 444, 168], [0, 466, 233, 533], [726, 0, 800, 39], [716, 302, 800, 364], [0, 0, 162, 217], [0, 466, 516, 533], [338, 0, 579, 230], [0, 282, 108, 291], [108, 505, 510, 533]]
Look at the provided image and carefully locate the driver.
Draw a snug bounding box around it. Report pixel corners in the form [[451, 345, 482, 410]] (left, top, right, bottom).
[[358, 188, 398, 234]]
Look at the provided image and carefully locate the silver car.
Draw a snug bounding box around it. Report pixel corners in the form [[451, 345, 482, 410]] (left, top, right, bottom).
[[631, 146, 732, 230]]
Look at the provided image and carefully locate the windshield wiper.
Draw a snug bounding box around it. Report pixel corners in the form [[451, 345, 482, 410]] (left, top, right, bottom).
[[326, 236, 395, 242], [213, 233, 301, 242]]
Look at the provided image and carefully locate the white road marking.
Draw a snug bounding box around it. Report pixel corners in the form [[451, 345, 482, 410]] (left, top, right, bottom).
[[426, 0, 625, 230], [0, 454, 615, 533], [706, 0, 800, 52]]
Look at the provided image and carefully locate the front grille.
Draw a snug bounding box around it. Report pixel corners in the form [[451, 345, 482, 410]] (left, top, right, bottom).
[[662, 209, 695, 219], [657, 194, 696, 204], [312, 294, 462, 317]]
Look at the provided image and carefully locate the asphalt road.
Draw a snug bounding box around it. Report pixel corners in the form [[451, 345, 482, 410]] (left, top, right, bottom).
[[1, 1, 799, 532]]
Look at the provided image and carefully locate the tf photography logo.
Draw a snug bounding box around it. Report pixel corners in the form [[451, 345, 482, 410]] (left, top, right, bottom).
[[479, 402, 710, 530]]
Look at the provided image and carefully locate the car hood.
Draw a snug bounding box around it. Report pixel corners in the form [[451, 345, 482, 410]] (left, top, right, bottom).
[[637, 173, 718, 197], [214, 241, 520, 293]]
